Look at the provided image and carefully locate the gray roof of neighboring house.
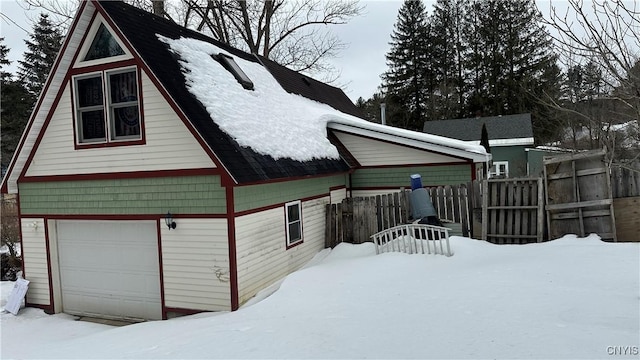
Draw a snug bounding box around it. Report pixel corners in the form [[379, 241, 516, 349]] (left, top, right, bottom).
[[422, 114, 534, 142]]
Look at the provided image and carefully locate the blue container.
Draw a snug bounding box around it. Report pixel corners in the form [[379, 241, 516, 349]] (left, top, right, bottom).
[[410, 174, 423, 190], [410, 188, 437, 219]]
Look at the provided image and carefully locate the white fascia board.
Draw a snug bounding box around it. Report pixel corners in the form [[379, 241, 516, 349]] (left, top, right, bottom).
[[466, 137, 535, 147], [328, 122, 491, 163]]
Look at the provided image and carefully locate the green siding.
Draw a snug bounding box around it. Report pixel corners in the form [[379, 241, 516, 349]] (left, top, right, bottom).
[[19, 175, 226, 215], [526, 149, 566, 177], [234, 174, 346, 212], [491, 146, 528, 177], [351, 165, 471, 188]]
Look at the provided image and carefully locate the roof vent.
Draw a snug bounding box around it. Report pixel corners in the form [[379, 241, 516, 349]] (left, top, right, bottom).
[[212, 53, 254, 90], [302, 77, 311, 86]]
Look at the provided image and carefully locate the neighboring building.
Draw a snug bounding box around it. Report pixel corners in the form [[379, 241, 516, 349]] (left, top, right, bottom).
[[1, 0, 489, 320], [525, 147, 576, 177], [423, 114, 534, 178]]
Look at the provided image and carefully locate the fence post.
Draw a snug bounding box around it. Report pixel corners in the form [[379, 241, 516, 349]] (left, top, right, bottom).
[[537, 177, 544, 242], [481, 180, 488, 241]]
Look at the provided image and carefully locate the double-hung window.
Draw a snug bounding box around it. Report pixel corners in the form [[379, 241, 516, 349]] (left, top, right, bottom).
[[285, 200, 303, 247], [489, 161, 509, 178], [74, 67, 141, 145]]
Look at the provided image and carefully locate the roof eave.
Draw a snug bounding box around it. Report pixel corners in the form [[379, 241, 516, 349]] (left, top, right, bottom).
[[328, 122, 491, 163], [467, 137, 535, 147]]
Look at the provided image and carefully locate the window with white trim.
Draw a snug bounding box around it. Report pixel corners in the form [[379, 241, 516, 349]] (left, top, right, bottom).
[[73, 67, 141, 144], [83, 23, 125, 61], [489, 161, 509, 178], [285, 200, 303, 247]]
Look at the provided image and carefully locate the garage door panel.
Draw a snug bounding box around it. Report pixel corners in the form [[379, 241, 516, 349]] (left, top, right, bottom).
[[57, 220, 162, 320]]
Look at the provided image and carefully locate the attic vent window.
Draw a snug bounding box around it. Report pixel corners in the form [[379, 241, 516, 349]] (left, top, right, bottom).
[[84, 23, 125, 61], [212, 53, 254, 90]]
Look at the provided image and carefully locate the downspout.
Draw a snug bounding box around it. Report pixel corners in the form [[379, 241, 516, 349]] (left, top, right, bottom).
[[224, 177, 239, 311]]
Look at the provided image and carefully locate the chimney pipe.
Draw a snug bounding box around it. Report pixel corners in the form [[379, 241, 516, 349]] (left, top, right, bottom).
[[380, 103, 386, 125]]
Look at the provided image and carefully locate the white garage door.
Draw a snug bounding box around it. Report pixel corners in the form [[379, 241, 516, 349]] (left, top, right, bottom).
[[57, 220, 162, 320]]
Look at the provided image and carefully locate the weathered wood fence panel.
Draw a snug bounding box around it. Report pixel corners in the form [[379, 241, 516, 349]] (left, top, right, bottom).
[[326, 191, 410, 248], [611, 162, 639, 241], [481, 178, 545, 244], [426, 184, 471, 237], [376, 191, 410, 232], [613, 197, 640, 241], [544, 149, 616, 241], [611, 163, 640, 198]]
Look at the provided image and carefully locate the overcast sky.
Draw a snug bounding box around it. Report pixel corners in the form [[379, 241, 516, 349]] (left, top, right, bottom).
[[2, 0, 408, 102], [1, 0, 562, 103]]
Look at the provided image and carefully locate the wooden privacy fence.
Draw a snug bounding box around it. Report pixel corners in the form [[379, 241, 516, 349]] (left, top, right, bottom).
[[544, 149, 616, 241], [610, 162, 640, 241], [325, 185, 472, 248], [481, 178, 545, 244], [611, 162, 640, 198], [425, 184, 471, 236], [325, 191, 409, 248]]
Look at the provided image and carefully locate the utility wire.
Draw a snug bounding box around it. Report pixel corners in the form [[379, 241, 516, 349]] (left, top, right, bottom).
[[0, 12, 30, 34]]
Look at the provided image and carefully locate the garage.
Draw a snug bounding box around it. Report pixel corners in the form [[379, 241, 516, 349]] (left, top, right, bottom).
[[56, 220, 162, 320]]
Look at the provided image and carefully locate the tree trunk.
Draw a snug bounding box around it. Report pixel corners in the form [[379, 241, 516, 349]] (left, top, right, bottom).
[[152, 0, 164, 16]]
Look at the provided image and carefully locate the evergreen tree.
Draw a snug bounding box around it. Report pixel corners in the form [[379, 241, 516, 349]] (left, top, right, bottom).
[[463, 0, 557, 118], [429, 0, 466, 120], [462, 0, 491, 117], [381, 0, 431, 130], [355, 92, 386, 124], [0, 38, 11, 83], [17, 13, 63, 101], [1, 39, 32, 168], [480, 122, 490, 153], [530, 61, 564, 144]]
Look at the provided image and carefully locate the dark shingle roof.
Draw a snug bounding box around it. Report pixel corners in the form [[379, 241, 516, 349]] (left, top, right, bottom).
[[257, 56, 363, 118], [422, 114, 534, 142], [98, 0, 352, 183]]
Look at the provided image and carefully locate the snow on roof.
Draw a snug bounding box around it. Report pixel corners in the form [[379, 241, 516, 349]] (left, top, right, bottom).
[[159, 36, 487, 162]]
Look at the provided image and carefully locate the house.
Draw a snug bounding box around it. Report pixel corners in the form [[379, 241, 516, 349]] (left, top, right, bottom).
[[423, 114, 534, 177], [1, 0, 489, 321]]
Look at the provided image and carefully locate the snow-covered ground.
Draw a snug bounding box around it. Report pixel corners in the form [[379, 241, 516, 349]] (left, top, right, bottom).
[[1, 235, 639, 359]]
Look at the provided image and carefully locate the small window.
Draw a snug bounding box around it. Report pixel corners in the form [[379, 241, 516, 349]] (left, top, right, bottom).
[[73, 67, 141, 145], [76, 75, 106, 142], [213, 53, 254, 90], [489, 161, 509, 178], [285, 200, 303, 247], [84, 23, 125, 61]]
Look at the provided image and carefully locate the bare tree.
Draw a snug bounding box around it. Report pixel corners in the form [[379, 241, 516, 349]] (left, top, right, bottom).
[[20, 0, 362, 81], [1, 195, 21, 280], [541, 0, 640, 160], [180, 0, 362, 79]]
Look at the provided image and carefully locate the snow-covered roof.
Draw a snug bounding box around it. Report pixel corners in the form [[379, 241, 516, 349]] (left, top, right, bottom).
[[160, 36, 489, 163], [1, 0, 489, 192]]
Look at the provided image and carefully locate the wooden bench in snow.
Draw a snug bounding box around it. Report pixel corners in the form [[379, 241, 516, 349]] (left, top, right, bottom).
[[370, 224, 452, 256]]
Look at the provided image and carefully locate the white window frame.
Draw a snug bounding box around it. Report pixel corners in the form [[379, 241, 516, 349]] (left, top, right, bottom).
[[489, 161, 509, 178], [285, 200, 303, 247], [74, 15, 132, 68], [73, 66, 142, 145]]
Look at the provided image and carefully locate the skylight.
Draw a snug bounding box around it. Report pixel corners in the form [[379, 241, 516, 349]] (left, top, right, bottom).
[[213, 53, 254, 90]]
